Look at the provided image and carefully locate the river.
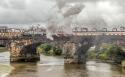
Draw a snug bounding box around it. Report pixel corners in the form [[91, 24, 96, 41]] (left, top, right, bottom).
[[0, 52, 125, 77]]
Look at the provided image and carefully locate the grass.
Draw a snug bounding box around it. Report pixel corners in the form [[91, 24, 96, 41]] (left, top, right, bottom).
[[0, 47, 8, 52]]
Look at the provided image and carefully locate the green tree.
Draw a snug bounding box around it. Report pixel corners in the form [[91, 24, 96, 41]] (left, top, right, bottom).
[[108, 45, 124, 63], [53, 47, 62, 55], [37, 43, 52, 55], [37, 43, 62, 56], [87, 43, 125, 63]]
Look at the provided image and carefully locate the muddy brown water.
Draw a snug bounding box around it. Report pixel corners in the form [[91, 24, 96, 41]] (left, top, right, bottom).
[[0, 52, 125, 77]]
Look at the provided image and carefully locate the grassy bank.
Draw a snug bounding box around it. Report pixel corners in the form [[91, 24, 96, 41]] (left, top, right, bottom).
[[0, 47, 8, 52]]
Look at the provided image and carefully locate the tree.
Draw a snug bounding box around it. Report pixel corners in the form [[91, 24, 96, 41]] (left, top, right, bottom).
[[53, 47, 62, 55], [87, 43, 125, 63], [37, 43, 62, 56]]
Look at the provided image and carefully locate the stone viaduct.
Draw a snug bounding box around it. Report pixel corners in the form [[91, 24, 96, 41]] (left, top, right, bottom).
[[0, 26, 125, 64]]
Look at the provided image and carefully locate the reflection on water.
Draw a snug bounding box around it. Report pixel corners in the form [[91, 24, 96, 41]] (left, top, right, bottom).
[[8, 63, 38, 77], [0, 52, 125, 77], [0, 52, 10, 64]]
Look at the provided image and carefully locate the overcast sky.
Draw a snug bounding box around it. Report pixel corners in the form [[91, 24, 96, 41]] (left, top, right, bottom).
[[0, 0, 125, 29]]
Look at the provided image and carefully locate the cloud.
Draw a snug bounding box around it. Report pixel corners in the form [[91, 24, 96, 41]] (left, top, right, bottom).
[[0, 0, 27, 9], [0, 0, 58, 24], [75, 0, 125, 30], [0, 0, 124, 30]]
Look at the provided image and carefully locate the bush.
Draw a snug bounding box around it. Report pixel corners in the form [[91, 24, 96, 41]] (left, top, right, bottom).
[[87, 43, 125, 63], [87, 50, 97, 59], [53, 47, 62, 55], [37, 43, 62, 56], [98, 52, 108, 60]]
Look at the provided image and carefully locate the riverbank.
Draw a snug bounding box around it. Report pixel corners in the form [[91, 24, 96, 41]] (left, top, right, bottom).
[[0, 47, 7, 52], [122, 60, 125, 68], [0, 64, 13, 77], [87, 59, 123, 65]]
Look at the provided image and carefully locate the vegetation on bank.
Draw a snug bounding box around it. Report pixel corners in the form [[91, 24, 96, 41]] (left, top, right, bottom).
[[37, 43, 62, 56], [87, 43, 125, 63], [0, 47, 8, 52]]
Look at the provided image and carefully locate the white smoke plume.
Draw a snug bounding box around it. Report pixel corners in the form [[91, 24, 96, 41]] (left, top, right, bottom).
[[61, 3, 84, 17], [45, 2, 84, 40]]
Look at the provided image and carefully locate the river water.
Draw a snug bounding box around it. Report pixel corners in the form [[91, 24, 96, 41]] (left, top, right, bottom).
[[0, 52, 125, 77]]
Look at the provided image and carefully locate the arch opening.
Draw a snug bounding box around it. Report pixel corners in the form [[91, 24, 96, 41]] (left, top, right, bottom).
[[37, 43, 63, 56]]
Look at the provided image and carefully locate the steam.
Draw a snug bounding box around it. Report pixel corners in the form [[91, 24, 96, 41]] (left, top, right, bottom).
[[61, 3, 84, 17], [46, 21, 58, 40], [46, 2, 84, 40]]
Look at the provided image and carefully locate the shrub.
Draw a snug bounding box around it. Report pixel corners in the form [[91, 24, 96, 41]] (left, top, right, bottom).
[[37, 43, 62, 56], [53, 47, 62, 55], [87, 43, 125, 63]]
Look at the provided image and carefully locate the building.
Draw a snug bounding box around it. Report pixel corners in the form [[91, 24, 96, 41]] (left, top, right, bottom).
[[0, 26, 8, 32]]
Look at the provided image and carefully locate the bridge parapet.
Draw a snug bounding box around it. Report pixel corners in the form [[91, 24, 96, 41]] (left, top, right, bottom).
[[73, 31, 125, 36], [0, 32, 23, 39]]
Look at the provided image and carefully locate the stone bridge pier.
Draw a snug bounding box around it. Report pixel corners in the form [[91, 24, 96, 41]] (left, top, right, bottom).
[[10, 39, 40, 62], [63, 37, 93, 64]]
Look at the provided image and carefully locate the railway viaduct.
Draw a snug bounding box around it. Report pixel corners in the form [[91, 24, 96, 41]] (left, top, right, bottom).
[[0, 26, 125, 64]]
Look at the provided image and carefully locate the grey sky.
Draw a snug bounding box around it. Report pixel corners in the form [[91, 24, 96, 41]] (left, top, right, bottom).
[[0, 0, 125, 29]]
